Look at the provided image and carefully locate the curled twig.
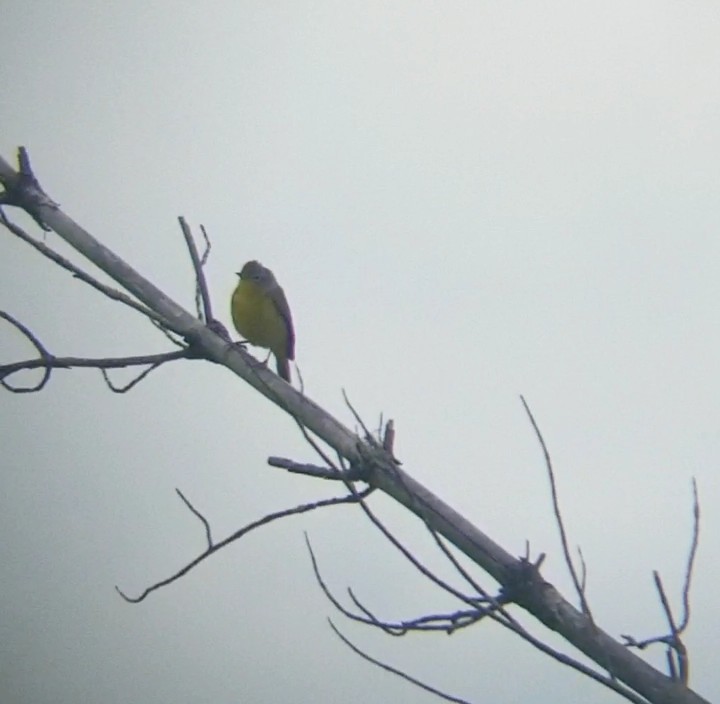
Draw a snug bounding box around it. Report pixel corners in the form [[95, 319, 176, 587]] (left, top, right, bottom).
[[2, 348, 192, 393], [0, 311, 53, 392], [304, 533, 496, 637]]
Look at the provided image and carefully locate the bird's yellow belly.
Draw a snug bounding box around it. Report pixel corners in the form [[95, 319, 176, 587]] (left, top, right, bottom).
[[231, 281, 287, 354]]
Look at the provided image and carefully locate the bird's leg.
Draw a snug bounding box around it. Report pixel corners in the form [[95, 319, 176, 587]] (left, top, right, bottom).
[[225, 340, 271, 372]]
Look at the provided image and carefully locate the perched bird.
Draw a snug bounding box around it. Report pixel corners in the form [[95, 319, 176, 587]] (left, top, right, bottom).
[[230, 260, 295, 382]]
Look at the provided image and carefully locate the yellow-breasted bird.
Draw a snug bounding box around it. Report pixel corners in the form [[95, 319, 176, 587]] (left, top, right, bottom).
[[230, 260, 295, 382]]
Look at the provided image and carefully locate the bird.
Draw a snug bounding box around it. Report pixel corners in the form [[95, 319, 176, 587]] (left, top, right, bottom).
[[230, 260, 295, 382]]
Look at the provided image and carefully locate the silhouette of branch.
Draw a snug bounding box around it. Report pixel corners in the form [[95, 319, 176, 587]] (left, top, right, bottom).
[[268, 456, 370, 481], [621, 480, 700, 685], [1, 146, 707, 704], [679, 478, 700, 632], [0, 311, 53, 392], [340, 393, 517, 621], [176, 488, 213, 547], [328, 619, 473, 704], [313, 446, 484, 609], [304, 533, 500, 636], [311, 530, 648, 704], [1, 334, 193, 393], [100, 357, 175, 392], [178, 217, 213, 324], [301, 402, 653, 704], [521, 395, 594, 622], [116, 486, 373, 603], [0, 209, 174, 328], [346, 588, 492, 635], [0, 146, 57, 230], [654, 571, 688, 684]]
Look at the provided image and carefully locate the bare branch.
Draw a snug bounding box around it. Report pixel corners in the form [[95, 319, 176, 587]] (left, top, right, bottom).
[[176, 488, 213, 548], [0, 311, 53, 392], [117, 487, 372, 603], [299, 411, 652, 703], [678, 478, 700, 632], [304, 534, 495, 637], [177, 217, 213, 324], [308, 516, 646, 703], [0, 148, 707, 704], [347, 588, 489, 635], [520, 395, 593, 621], [101, 359, 167, 393], [621, 481, 700, 686], [577, 546, 588, 594], [327, 619, 473, 704], [342, 388, 378, 445], [2, 350, 187, 377], [268, 456, 369, 481], [1, 344, 190, 394], [0, 209, 175, 329], [653, 572, 688, 684]]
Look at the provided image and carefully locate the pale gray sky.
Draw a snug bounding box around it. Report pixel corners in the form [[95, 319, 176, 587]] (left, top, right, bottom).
[[2, 2, 719, 703]]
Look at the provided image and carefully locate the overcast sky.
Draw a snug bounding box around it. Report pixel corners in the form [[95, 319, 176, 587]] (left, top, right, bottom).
[[2, 2, 719, 703]]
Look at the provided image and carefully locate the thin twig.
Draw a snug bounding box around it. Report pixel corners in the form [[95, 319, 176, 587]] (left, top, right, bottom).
[[2, 350, 187, 377], [678, 478, 700, 632], [347, 588, 489, 635], [117, 488, 372, 603], [0, 210, 175, 328], [268, 457, 369, 481], [0, 311, 53, 392], [178, 217, 213, 324], [101, 359, 168, 393], [304, 534, 494, 637], [653, 572, 688, 683], [298, 432, 649, 704], [342, 388, 378, 445], [327, 619, 474, 704], [176, 489, 213, 548], [520, 395, 593, 622], [621, 479, 700, 685]]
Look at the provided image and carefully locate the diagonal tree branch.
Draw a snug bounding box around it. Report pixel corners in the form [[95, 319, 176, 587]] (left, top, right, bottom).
[[0, 149, 709, 704]]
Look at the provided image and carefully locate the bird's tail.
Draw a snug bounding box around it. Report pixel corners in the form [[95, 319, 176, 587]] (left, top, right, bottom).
[[276, 356, 291, 383]]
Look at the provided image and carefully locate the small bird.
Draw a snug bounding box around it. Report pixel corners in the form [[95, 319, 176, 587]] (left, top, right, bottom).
[[230, 260, 295, 382]]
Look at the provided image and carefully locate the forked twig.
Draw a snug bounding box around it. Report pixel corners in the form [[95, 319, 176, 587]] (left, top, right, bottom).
[[178, 217, 213, 324], [304, 534, 497, 637], [621, 479, 701, 684], [116, 486, 372, 603]]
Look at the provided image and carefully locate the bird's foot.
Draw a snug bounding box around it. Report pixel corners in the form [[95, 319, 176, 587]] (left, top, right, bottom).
[[206, 318, 232, 342]]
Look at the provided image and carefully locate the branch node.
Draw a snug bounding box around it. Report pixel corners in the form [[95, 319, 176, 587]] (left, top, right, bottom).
[[0, 147, 58, 230]]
